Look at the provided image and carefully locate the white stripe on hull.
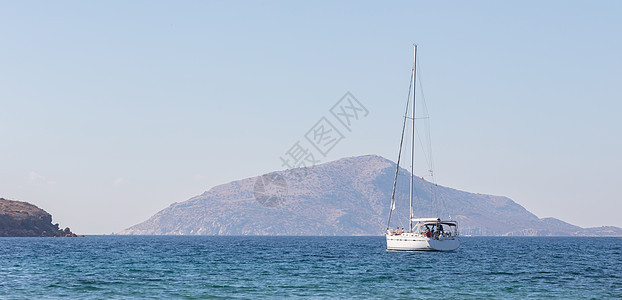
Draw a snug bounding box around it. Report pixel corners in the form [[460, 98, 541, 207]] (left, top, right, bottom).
[[386, 234, 460, 251]]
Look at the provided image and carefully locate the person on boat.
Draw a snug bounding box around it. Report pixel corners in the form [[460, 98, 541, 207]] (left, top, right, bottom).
[[424, 225, 431, 237], [400, 228, 405, 234], [431, 225, 439, 239]]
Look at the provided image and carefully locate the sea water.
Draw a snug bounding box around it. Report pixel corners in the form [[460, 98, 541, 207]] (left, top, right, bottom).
[[1, 236, 620, 299]]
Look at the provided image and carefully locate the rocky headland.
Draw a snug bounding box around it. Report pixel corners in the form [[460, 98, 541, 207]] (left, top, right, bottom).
[[0, 198, 77, 237]]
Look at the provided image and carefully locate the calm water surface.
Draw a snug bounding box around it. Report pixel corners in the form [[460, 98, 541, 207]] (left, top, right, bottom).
[[1, 236, 620, 299]]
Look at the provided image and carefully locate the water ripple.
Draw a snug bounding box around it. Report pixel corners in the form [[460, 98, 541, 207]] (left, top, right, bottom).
[[0, 236, 620, 298]]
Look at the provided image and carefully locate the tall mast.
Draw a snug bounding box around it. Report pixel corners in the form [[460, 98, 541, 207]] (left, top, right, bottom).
[[409, 44, 417, 232]]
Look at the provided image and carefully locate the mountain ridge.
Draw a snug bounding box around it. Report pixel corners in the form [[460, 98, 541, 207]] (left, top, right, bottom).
[[119, 155, 622, 236]]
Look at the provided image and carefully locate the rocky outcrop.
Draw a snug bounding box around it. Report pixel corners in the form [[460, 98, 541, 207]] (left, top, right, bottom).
[[119, 155, 621, 236], [0, 198, 77, 237]]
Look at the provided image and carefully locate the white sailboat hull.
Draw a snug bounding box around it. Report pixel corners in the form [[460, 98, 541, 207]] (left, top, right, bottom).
[[386, 234, 460, 251]]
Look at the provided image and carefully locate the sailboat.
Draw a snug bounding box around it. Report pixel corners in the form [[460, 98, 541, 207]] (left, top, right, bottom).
[[385, 44, 460, 251]]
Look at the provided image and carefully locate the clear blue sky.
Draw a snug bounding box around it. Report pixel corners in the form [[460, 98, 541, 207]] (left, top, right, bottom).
[[1, 1, 621, 233]]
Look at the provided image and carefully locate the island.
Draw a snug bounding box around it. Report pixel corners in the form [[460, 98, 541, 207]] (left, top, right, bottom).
[[120, 155, 622, 236]]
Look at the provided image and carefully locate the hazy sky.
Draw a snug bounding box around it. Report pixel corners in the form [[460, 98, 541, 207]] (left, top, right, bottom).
[[1, 1, 621, 234]]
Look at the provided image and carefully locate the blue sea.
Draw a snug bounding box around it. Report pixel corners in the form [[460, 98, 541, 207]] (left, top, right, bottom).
[[1, 236, 621, 299]]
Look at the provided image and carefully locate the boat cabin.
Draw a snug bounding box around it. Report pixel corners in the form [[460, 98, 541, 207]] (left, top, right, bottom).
[[411, 218, 458, 240]]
